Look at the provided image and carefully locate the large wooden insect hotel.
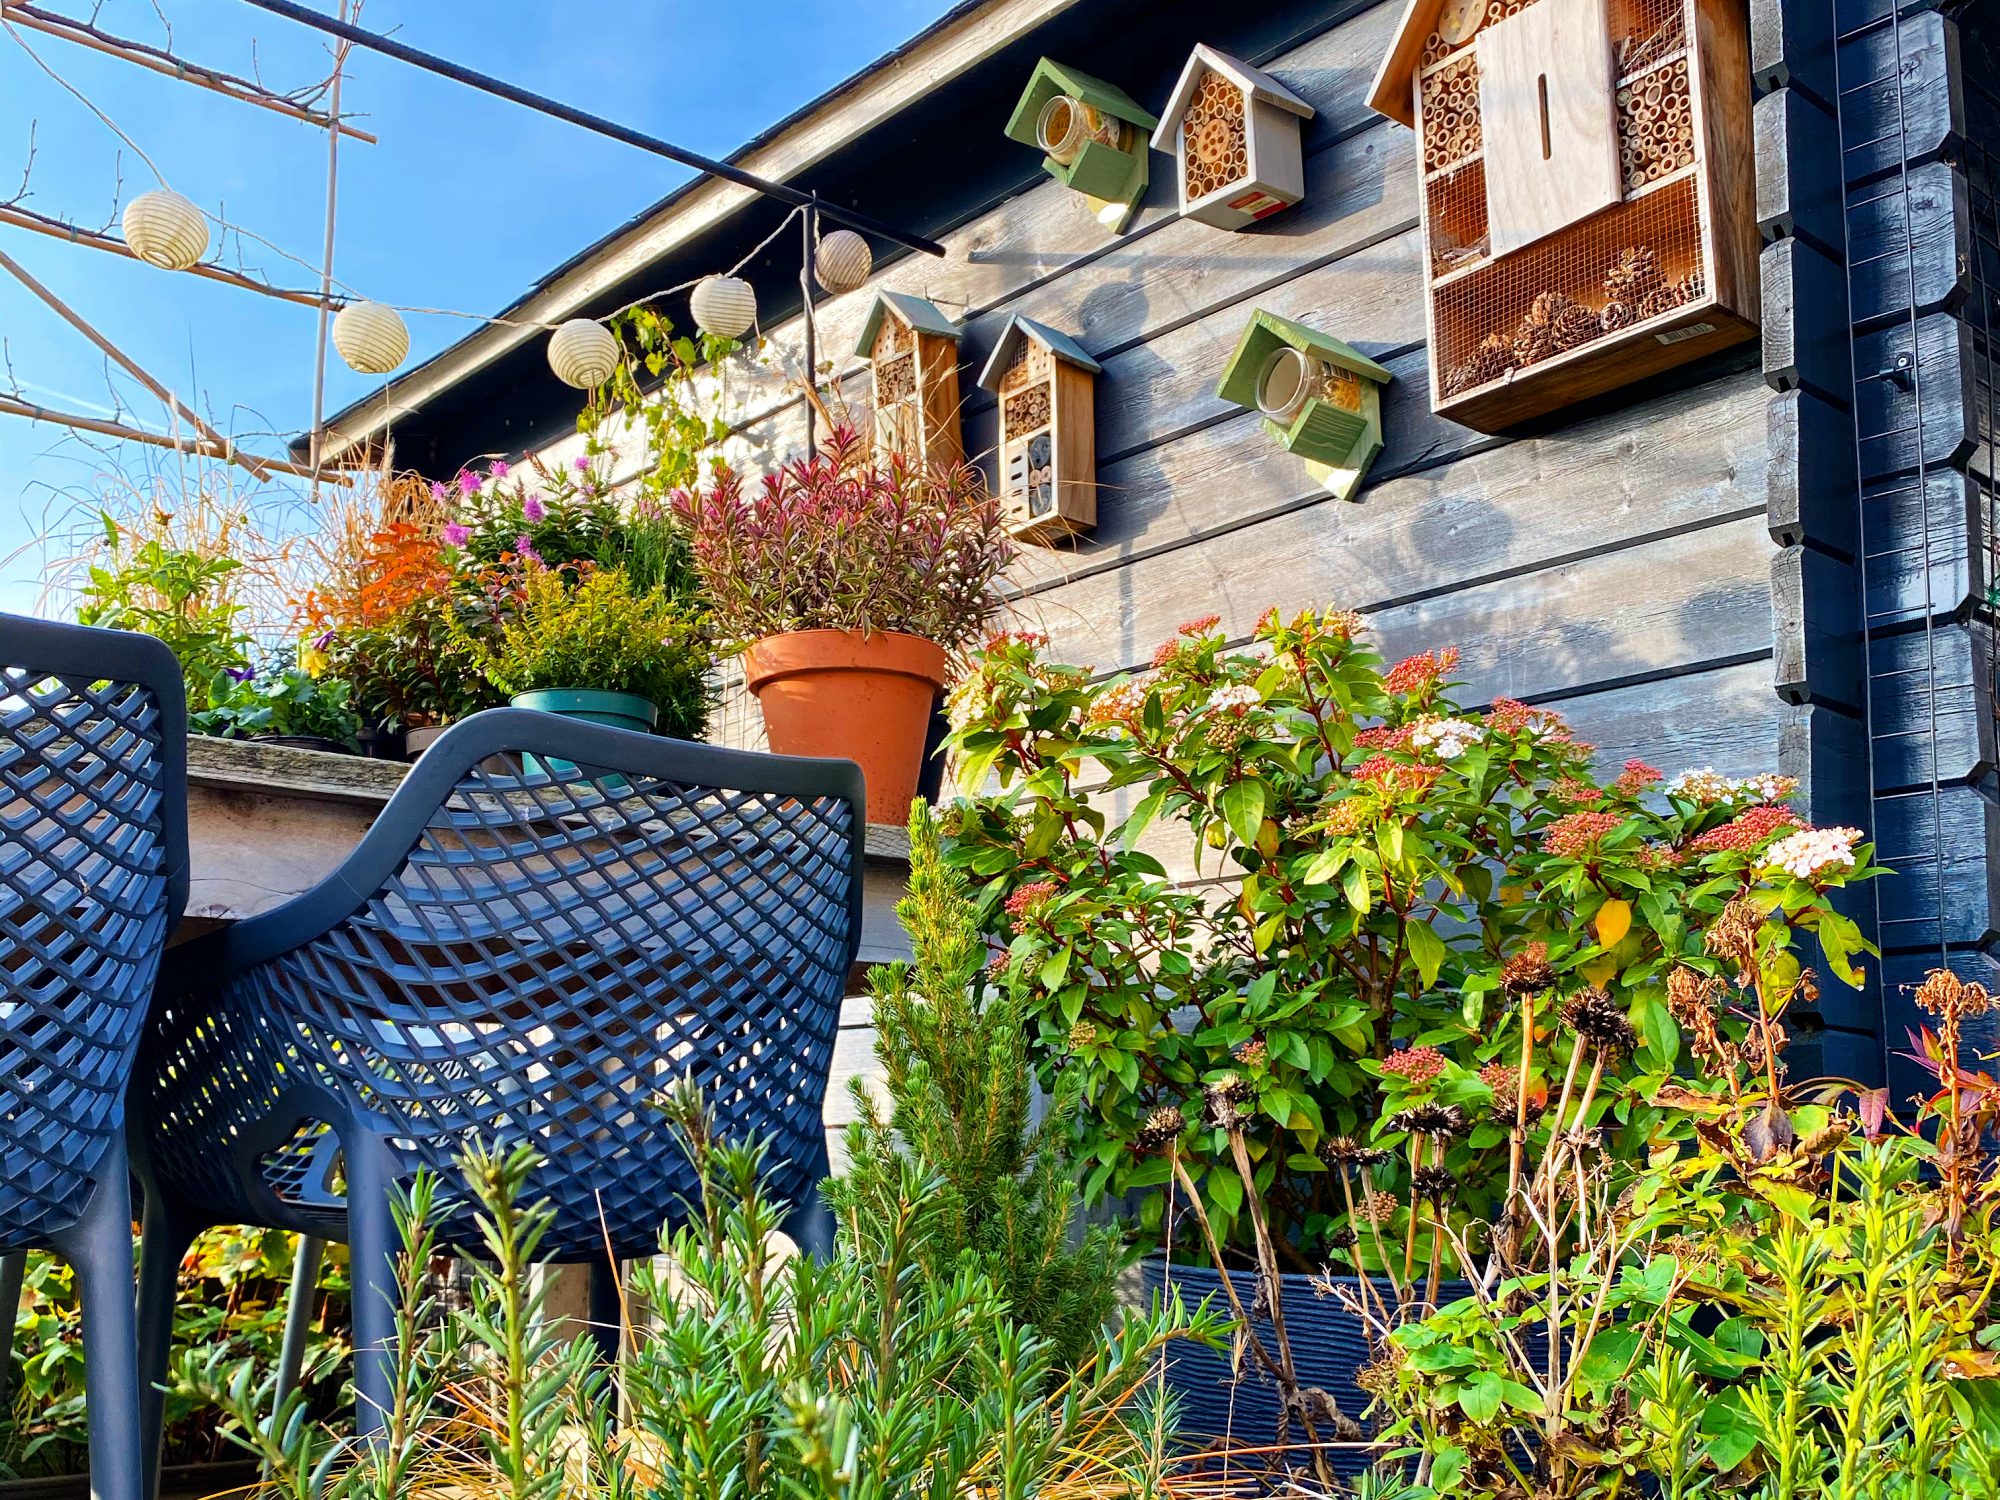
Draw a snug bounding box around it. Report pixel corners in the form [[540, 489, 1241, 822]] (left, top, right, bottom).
[[976, 316, 1101, 543], [1216, 309, 1393, 500], [1368, 0, 1757, 430], [1151, 46, 1317, 230], [854, 291, 964, 470], [1004, 58, 1158, 233]]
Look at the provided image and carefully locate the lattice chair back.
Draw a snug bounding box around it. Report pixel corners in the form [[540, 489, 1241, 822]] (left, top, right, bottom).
[[0, 614, 188, 1252], [143, 708, 864, 1259]]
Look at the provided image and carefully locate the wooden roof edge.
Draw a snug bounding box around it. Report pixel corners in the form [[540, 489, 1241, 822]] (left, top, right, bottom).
[[1366, 0, 1441, 128], [1150, 44, 1314, 150]]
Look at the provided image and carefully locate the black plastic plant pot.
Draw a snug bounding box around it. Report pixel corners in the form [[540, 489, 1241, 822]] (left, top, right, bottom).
[[1140, 1256, 1472, 1475]]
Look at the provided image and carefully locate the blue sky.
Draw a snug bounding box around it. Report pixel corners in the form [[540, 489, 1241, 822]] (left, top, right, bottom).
[[0, 0, 957, 614]]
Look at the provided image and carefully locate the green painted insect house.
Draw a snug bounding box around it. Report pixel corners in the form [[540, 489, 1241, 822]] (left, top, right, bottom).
[[977, 315, 1101, 544], [1004, 58, 1158, 233], [1216, 309, 1393, 500]]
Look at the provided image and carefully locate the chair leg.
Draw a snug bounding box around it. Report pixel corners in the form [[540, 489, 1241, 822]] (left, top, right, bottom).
[[342, 1132, 399, 1442], [135, 1192, 197, 1500], [270, 1236, 325, 1421], [56, 1165, 143, 1500], [0, 1251, 24, 1413], [585, 1252, 623, 1368]]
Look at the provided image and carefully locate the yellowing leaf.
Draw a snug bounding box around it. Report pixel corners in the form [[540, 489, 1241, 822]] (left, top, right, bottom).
[[1595, 898, 1631, 947], [1582, 953, 1619, 987]]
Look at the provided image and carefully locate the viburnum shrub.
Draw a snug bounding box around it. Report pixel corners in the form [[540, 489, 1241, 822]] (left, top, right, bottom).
[[671, 425, 1011, 651], [940, 608, 1880, 1284]]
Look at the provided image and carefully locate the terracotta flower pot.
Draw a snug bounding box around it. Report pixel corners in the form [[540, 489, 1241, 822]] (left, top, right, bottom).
[[742, 629, 947, 824]]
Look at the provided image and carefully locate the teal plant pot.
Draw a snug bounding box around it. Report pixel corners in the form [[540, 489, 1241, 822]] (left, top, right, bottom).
[[509, 688, 659, 733], [509, 689, 658, 782]]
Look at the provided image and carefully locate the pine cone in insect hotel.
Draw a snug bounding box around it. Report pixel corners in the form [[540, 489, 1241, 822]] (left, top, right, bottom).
[[1444, 333, 1517, 396], [1512, 292, 1594, 365]]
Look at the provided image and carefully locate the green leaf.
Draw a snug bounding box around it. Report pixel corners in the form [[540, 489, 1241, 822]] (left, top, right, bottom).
[[1405, 921, 1447, 988], [1577, 1328, 1641, 1386], [1122, 787, 1166, 850], [1458, 1371, 1503, 1423], [1699, 1388, 1759, 1472], [1341, 861, 1372, 915], [1039, 945, 1072, 990], [1220, 779, 1268, 849]]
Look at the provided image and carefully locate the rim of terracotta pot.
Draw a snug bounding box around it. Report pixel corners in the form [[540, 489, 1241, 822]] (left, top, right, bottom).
[[741, 627, 948, 692]]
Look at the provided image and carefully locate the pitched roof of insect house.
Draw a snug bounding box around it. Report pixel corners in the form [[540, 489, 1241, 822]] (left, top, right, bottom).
[[1366, 0, 1468, 127], [1002, 58, 1158, 151], [1215, 309, 1392, 410], [975, 315, 1104, 392], [1149, 44, 1314, 152], [852, 290, 962, 357]]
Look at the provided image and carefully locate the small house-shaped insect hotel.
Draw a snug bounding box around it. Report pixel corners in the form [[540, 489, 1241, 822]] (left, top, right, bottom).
[[854, 291, 963, 470], [1004, 58, 1158, 233], [1152, 46, 1317, 229], [976, 315, 1101, 544], [1368, 0, 1756, 431], [1217, 309, 1392, 501]]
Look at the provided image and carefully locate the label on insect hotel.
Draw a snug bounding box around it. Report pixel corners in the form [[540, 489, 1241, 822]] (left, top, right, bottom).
[[1655, 321, 1717, 345]]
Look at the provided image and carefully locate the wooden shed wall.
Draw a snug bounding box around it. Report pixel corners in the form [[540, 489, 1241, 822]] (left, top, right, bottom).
[[527, 0, 1811, 1126]]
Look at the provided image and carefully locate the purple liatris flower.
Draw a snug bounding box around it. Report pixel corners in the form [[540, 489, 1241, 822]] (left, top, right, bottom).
[[441, 522, 470, 547], [516, 536, 542, 565], [489, 459, 511, 480], [521, 493, 546, 522], [457, 470, 481, 495], [429, 481, 449, 502], [573, 455, 590, 471]]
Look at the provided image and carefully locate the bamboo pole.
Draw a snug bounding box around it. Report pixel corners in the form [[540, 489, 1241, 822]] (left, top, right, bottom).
[[0, 394, 344, 481], [0, 245, 281, 483], [305, 0, 351, 489], [0, 1, 376, 142], [0, 203, 332, 307]]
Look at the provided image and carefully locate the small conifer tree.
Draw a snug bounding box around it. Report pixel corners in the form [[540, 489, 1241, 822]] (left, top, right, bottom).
[[826, 801, 1123, 1371]]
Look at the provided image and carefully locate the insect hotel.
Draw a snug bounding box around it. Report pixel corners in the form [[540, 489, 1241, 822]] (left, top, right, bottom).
[[1369, 0, 1758, 430], [976, 315, 1100, 543], [1217, 310, 1393, 500], [1003, 58, 1158, 232], [1151, 45, 1317, 229], [854, 291, 964, 470]]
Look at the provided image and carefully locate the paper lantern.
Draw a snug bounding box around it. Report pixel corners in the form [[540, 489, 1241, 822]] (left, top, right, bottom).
[[814, 229, 873, 295], [1365, 0, 1759, 431], [691, 275, 757, 339], [975, 315, 1101, 544], [331, 301, 410, 375], [547, 318, 619, 388], [122, 190, 209, 271]]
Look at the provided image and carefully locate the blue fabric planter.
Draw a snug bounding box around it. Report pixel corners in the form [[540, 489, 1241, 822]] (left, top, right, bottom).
[[1141, 1257, 1469, 1467]]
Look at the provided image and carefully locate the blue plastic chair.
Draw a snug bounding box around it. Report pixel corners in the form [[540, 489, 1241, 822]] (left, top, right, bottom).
[[0, 614, 189, 1500], [131, 708, 863, 1467]]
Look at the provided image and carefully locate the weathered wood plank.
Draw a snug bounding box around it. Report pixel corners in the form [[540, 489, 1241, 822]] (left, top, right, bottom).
[[1837, 10, 1963, 187], [1781, 700, 1871, 826], [1757, 87, 1847, 254], [1753, 0, 1838, 107], [1762, 236, 1853, 403], [1870, 782, 1999, 949], [1864, 622, 1984, 789], [1854, 310, 1976, 479], [1773, 543, 1865, 712], [1015, 516, 1776, 720], [1860, 467, 1975, 624], [1002, 372, 1770, 673], [1767, 387, 1859, 556], [1845, 159, 1971, 330]]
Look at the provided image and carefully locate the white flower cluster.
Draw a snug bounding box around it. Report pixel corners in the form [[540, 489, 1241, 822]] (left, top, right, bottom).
[[1763, 825, 1863, 881], [1207, 683, 1261, 715], [1666, 767, 1800, 806], [1408, 715, 1484, 759]]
